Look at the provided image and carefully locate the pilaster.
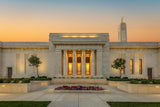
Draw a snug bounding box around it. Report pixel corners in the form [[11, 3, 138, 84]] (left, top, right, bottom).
[[97, 49, 103, 77], [63, 50, 67, 76], [91, 50, 95, 76], [73, 50, 76, 76], [82, 50, 85, 76]]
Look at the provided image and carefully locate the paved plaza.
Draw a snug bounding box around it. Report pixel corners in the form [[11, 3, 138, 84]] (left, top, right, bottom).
[[0, 85, 160, 107]]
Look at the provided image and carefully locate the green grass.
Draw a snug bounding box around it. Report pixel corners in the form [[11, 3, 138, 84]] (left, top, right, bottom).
[[0, 101, 51, 107], [107, 102, 160, 107]]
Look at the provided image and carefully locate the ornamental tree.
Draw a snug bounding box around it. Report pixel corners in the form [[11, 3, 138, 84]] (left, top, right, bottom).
[[28, 55, 42, 78], [111, 58, 126, 78]]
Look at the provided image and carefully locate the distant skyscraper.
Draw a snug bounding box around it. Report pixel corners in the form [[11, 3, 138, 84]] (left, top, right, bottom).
[[118, 17, 127, 42]]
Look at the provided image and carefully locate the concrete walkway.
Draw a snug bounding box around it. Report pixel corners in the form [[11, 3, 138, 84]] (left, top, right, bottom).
[[0, 85, 160, 107]]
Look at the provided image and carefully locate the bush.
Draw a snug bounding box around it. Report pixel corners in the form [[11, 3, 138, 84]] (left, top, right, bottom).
[[109, 76, 120, 79], [130, 80, 139, 84], [0, 79, 3, 83], [141, 80, 151, 84], [123, 77, 128, 79], [30, 76, 35, 79], [31, 77, 52, 81], [3, 79, 11, 83], [11, 79, 20, 83], [39, 76, 47, 78], [152, 80, 160, 84], [21, 79, 30, 83]]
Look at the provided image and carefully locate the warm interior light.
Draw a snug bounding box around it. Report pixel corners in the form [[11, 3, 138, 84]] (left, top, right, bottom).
[[77, 63, 81, 75], [62, 35, 97, 38], [86, 63, 90, 75], [69, 63, 72, 75]]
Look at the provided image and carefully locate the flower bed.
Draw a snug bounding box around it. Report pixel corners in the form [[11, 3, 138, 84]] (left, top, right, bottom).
[[55, 85, 104, 90]]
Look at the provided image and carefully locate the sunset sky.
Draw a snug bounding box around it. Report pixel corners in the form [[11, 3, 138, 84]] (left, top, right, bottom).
[[0, 0, 160, 42]]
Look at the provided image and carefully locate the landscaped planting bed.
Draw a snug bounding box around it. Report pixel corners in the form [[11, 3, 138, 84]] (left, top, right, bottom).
[[0, 101, 51, 107], [107, 102, 160, 107], [47, 85, 110, 93], [55, 85, 104, 90], [0, 76, 51, 93]]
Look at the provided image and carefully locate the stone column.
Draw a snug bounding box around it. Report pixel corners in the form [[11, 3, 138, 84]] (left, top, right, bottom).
[[91, 50, 95, 76], [55, 49, 62, 77], [63, 50, 67, 77], [49, 40, 56, 77], [73, 50, 76, 76], [97, 49, 102, 77], [82, 50, 85, 76]]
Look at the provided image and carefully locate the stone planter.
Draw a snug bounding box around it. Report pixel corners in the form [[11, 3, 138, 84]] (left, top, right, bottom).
[[31, 80, 51, 86], [0, 82, 41, 93], [51, 79, 107, 84], [108, 81, 129, 87], [117, 82, 160, 94]]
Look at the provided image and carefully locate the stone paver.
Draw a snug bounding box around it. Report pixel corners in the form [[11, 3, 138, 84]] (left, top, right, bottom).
[[0, 85, 160, 107]]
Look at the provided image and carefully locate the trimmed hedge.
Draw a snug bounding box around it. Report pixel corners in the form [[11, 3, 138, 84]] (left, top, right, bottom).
[[130, 80, 139, 84], [0, 76, 51, 83]]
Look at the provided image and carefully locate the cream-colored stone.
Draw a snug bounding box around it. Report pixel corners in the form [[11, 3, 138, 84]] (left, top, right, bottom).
[[51, 79, 108, 84], [0, 33, 159, 79], [0, 82, 41, 93], [108, 81, 129, 87], [117, 82, 160, 94], [31, 80, 51, 86]]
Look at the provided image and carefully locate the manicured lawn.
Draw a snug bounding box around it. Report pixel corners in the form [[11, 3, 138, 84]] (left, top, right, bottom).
[[0, 101, 51, 107], [107, 102, 160, 107]]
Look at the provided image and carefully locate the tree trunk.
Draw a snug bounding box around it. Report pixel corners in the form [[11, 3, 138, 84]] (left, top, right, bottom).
[[36, 67, 39, 78]]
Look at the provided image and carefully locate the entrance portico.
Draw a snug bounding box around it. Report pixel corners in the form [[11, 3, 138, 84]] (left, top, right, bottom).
[[49, 33, 110, 77]]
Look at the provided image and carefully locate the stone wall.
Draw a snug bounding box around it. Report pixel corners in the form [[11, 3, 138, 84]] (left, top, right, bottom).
[[1, 42, 49, 78], [108, 81, 129, 87], [109, 44, 159, 79], [31, 80, 51, 86], [0, 82, 41, 93], [51, 79, 108, 84], [117, 82, 160, 94]]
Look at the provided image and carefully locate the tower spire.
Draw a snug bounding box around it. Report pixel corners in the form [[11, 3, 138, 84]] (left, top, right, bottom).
[[118, 17, 127, 42]]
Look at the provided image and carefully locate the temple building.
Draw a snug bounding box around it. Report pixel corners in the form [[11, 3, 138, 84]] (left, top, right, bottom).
[[0, 20, 160, 79]]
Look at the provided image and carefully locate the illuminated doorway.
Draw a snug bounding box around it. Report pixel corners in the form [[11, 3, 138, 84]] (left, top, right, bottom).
[[67, 50, 73, 76], [76, 50, 82, 76], [85, 50, 91, 76]]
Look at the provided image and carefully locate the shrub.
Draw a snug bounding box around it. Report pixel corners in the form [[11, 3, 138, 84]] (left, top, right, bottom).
[[31, 77, 52, 81], [130, 80, 139, 84], [123, 77, 128, 79], [3, 79, 11, 83], [21, 79, 30, 83], [109, 76, 120, 79], [152, 80, 160, 84], [30, 76, 35, 79], [0, 79, 3, 83], [39, 76, 47, 78], [11, 79, 20, 83], [141, 80, 151, 84]]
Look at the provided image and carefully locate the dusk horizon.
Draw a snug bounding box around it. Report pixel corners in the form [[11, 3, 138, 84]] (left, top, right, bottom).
[[0, 0, 160, 42]]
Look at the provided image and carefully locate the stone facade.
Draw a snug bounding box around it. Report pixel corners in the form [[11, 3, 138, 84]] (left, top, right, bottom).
[[110, 42, 160, 79], [0, 35, 159, 79]]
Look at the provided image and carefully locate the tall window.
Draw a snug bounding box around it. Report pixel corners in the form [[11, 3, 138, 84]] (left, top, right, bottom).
[[67, 50, 73, 75], [121, 65, 125, 74], [130, 59, 134, 74], [139, 59, 142, 74]]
